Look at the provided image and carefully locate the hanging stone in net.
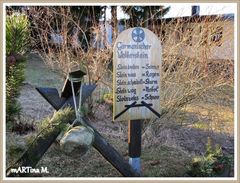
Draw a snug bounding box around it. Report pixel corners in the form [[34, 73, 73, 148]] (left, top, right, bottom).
[[60, 125, 94, 157]]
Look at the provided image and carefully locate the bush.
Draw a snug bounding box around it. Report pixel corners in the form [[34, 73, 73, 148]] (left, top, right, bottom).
[[27, 7, 233, 131], [6, 13, 29, 124], [187, 137, 233, 177], [6, 61, 25, 123], [6, 13, 30, 55], [103, 93, 113, 104]]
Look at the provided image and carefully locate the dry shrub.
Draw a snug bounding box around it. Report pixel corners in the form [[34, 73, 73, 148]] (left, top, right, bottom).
[[27, 6, 233, 134], [144, 15, 234, 136], [28, 6, 112, 84]]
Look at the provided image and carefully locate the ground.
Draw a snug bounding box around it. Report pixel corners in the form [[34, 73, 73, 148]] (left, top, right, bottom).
[[6, 53, 234, 177]]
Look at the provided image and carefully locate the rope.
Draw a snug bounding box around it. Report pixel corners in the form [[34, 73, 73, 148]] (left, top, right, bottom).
[[70, 76, 78, 118], [68, 75, 94, 135]]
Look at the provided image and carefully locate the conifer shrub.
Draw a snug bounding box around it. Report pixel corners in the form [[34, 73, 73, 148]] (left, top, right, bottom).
[[187, 138, 233, 177], [6, 13, 29, 125]]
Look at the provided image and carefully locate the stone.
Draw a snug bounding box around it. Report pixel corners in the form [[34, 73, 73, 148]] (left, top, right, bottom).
[[60, 125, 94, 157]]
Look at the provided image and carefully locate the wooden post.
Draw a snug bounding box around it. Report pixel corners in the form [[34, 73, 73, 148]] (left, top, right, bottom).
[[128, 120, 142, 175], [113, 27, 162, 176]]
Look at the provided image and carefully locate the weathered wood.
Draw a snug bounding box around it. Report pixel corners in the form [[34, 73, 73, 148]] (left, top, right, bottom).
[[128, 120, 142, 158], [68, 69, 86, 79], [36, 87, 66, 110], [113, 27, 162, 121], [81, 117, 140, 177], [7, 88, 140, 177], [6, 108, 75, 177], [61, 78, 81, 98], [128, 120, 142, 174], [61, 69, 86, 98], [36, 84, 97, 110]]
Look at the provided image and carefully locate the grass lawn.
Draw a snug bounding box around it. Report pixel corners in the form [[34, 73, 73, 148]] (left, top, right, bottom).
[[6, 53, 234, 177], [24, 53, 64, 90]]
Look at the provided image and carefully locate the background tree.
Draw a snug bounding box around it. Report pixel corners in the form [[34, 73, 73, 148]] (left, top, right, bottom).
[[122, 6, 170, 28]]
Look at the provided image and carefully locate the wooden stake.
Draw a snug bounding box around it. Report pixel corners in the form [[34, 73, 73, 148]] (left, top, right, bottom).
[[128, 120, 142, 175]]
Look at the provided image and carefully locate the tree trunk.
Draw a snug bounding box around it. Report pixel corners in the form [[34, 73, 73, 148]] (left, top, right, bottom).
[[111, 6, 118, 43]]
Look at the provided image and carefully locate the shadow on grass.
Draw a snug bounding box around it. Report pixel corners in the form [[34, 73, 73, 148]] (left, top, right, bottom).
[[141, 110, 234, 177]]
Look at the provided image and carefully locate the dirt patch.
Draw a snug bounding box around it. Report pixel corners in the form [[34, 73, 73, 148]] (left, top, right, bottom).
[[154, 127, 234, 156]]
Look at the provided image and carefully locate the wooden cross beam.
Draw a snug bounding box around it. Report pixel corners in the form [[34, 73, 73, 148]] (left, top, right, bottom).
[[61, 78, 81, 98], [6, 70, 140, 177], [61, 69, 85, 98], [36, 84, 97, 110], [36, 85, 140, 177], [36, 69, 93, 110]]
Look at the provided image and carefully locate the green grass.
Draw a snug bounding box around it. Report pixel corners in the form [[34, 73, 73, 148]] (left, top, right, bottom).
[[192, 122, 209, 130], [24, 53, 64, 90]]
